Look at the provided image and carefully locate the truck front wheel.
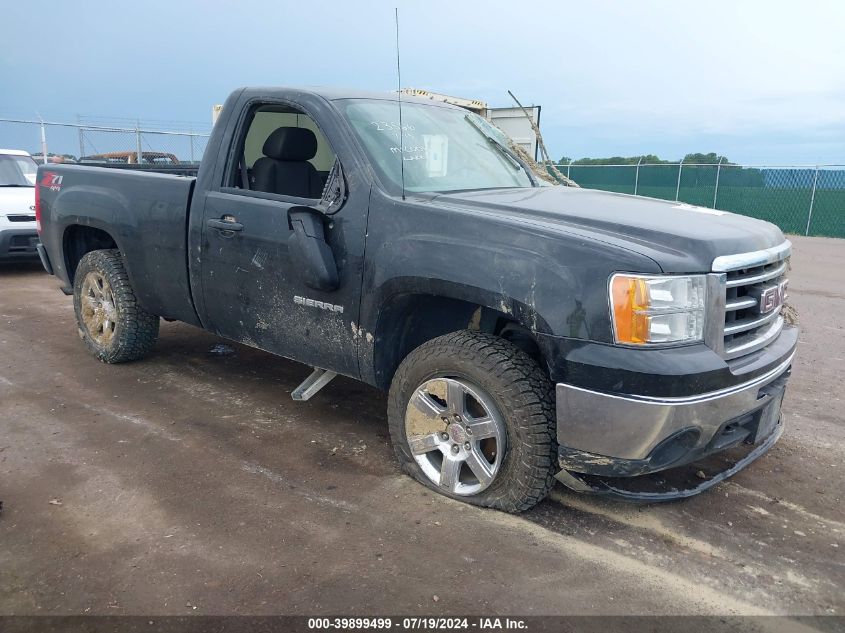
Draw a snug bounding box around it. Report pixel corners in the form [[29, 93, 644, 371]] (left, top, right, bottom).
[[73, 249, 159, 363], [388, 330, 557, 513]]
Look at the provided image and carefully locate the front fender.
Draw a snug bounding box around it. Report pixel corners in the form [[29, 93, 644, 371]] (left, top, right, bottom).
[[368, 276, 556, 336], [357, 190, 662, 386], [360, 191, 660, 342]]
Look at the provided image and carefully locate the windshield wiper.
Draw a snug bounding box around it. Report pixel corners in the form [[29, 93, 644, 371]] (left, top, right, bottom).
[[0, 183, 33, 187], [464, 114, 526, 173]]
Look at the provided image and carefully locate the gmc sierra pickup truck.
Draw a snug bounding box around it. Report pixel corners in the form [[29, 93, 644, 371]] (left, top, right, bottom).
[[35, 87, 797, 512]]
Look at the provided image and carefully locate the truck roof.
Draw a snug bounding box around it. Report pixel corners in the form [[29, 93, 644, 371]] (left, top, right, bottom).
[[0, 149, 33, 157], [238, 86, 465, 109]]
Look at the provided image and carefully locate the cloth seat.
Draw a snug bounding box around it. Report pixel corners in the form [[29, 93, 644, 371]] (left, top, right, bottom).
[[250, 127, 323, 198]]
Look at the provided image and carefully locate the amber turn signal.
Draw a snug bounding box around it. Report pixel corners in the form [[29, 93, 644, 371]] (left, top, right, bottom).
[[609, 274, 706, 345]]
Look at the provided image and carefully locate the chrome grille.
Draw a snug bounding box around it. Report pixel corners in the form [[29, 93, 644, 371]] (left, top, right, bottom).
[[711, 241, 791, 360]]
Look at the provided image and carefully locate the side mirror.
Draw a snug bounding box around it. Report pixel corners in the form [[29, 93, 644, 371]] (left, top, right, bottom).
[[288, 207, 339, 291]]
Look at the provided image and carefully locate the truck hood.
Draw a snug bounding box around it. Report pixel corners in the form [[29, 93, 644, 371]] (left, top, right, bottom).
[[0, 186, 36, 216], [434, 186, 786, 273]]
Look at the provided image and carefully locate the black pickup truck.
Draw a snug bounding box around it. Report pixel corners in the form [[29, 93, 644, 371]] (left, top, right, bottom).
[[35, 87, 797, 512]]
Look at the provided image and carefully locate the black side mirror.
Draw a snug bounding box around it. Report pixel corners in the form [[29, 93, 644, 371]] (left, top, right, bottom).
[[288, 207, 339, 291]]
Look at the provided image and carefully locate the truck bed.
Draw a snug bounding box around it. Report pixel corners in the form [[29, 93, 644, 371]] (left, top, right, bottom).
[[75, 162, 200, 177], [37, 164, 200, 326]]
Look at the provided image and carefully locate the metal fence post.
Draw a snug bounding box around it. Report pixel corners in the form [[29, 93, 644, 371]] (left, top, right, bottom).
[[135, 121, 143, 164], [38, 116, 48, 165], [713, 156, 723, 208], [805, 166, 820, 236], [675, 157, 684, 201], [634, 156, 643, 195], [77, 114, 85, 160], [189, 129, 195, 164], [567, 159, 573, 179]]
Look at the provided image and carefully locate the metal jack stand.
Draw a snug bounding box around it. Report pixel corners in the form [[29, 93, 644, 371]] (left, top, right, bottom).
[[291, 368, 338, 401]]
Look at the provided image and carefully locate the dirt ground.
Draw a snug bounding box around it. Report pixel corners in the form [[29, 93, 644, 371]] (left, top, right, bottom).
[[0, 235, 842, 618]]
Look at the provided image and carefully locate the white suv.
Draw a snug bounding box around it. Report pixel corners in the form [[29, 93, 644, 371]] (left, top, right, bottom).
[[0, 149, 39, 262]]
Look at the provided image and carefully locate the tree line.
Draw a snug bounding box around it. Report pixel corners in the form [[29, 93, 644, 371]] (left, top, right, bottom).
[[557, 152, 732, 165]]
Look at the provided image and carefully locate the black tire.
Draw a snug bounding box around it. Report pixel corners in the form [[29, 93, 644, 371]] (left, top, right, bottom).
[[388, 330, 557, 513], [73, 249, 159, 363]]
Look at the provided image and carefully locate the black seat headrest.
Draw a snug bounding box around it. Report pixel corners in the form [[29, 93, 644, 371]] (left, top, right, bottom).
[[262, 127, 318, 161]]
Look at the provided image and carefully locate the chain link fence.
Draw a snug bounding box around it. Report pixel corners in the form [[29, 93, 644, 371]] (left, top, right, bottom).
[[562, 162, 845, 238], [2, 117, 842, 238], [0, 118, 210, 166]]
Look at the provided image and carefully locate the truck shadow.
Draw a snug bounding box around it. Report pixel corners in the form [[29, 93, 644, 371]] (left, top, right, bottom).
[[142, 321, 805, 524], [146, 320, 744, 509], [141, 320, 395, 478]]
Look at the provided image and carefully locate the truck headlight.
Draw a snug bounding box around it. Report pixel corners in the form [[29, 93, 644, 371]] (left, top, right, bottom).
[[610, 274, 706, 345]]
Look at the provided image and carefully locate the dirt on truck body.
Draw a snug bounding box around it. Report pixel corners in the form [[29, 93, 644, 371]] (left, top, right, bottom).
[[35, 86, 796, 512]]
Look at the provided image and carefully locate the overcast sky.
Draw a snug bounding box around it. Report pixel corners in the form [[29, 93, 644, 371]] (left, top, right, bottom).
[[2, 0, 844, 164]]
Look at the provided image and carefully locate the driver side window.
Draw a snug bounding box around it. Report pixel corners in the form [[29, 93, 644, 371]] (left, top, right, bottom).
[[231, 105, 337, 200]]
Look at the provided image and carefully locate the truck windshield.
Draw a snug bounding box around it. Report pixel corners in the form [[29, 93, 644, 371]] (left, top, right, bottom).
[[0, 154, 37, 187], [340, 99, 534, 194]]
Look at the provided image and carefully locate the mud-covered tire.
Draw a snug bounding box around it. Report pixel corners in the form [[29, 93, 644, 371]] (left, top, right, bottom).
[[73, 249, 159, 363], [388, 330, 557, 513]]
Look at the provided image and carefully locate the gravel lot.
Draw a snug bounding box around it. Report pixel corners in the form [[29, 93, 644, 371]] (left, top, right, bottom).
[[0, 235, 842, 617]]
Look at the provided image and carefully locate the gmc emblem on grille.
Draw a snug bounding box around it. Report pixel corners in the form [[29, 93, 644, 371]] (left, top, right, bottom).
[[759, 280, 788, 314]]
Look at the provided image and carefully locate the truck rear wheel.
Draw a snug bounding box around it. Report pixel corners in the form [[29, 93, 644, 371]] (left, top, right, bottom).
[[73, 249, 159, 363], [388, 330, 557, 513]]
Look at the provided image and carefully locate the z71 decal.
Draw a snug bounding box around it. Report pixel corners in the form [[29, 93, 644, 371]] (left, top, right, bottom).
[[40, 172, 63, 191]]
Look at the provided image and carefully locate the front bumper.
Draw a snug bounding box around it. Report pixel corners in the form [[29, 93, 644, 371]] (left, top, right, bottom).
[[0, 227, 40, 261], [555, 345, 793, 487]]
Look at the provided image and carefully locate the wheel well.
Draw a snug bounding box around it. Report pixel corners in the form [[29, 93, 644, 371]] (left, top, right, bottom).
[[63, 225, 118, 283], [373, 294, 544, 389]]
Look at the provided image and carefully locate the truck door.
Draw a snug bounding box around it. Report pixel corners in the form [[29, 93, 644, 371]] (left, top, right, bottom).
[[196, 101, 367, 378]]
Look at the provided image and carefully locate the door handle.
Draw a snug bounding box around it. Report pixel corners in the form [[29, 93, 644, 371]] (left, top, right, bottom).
[[207, 215, 244, 232]]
